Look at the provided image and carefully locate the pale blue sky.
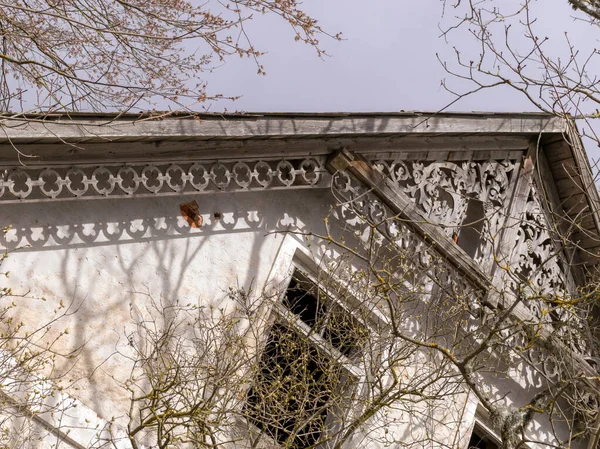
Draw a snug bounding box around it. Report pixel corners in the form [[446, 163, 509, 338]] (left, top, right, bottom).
[[10, 1, 600, 161], [197, 0, 600, 163], [200, 0, 568, 113]]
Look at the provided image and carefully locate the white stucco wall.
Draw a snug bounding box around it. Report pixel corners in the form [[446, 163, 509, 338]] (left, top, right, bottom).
[[0, 188, 333, 444], [0, 184, 585, 449]]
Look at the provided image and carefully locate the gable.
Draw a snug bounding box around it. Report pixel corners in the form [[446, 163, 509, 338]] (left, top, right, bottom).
[[0, 112, 599, 449], [0, 112, 596, 283]]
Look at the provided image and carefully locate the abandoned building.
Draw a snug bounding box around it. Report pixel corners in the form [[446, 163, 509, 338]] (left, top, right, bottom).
[[0, 112, 598, 449]]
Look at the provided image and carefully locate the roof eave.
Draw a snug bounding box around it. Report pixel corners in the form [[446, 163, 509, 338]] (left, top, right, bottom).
[[0, 113, 568, 144]]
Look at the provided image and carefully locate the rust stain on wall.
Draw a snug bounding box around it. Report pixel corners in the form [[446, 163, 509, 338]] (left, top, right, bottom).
[[180, 200, 203, 228]]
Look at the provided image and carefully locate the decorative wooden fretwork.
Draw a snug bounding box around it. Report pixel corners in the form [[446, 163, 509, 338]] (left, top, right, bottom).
[[0, 157, 328, 202], [334, 154, 590, 385], [331, 169, 484, 307], [332, 153, 598, 431], [373, 159, 515, 230], [508, 184, 590, 360], [373, 159, 516, 267], [512, 185, 568, 296]]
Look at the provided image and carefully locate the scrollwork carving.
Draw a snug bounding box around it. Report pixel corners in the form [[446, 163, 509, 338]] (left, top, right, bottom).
[[513, 186, 566, 295], [0, 158, 328, 202], [373, 159, 515, 231], [331, 170, 484, 306], [372, 159, 516, 267], [511, 185, 590, 360]]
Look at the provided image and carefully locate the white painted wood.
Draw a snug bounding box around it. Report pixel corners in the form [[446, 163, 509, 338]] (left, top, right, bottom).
[[486, 147, 529, 301], [327, 149, 490, 291]]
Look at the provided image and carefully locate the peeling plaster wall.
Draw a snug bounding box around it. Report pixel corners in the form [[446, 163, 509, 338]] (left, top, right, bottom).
[[0, 185, 585, 449], [0, 189, 332, 432]]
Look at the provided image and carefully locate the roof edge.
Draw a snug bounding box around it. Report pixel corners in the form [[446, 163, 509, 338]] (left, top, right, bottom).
[[0, 112, 568, 144]]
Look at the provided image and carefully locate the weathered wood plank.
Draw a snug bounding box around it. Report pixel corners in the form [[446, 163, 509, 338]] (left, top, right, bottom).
[[548, 158, 580, 181], [569, 232, 600, 250], [566, 126, 600, 237], [541, 134, 569, 146], [560, 127, 600, 273], [579, 213, 598, 229], [490, 144, 535, 292], [534, 146, 585, 286], [561, 193, 589, 213], [575, 249, 600, 266], [543, 138, 569, 150], [544, 143, 573, 163], [0, 136, 529, 166], [0, 113, 568, 144], [537, 149, 569, 218], [555, 177, 586, 197]]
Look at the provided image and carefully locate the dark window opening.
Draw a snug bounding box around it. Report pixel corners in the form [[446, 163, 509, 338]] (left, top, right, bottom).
[[283, 274, 362, 358], [458, 198, 485, 259], [468, 423, 500, 449], [283, 278, 326, 328], [323, 311, 361, 357], [246, 271, 364, 448], [245, 324, 339, 448]]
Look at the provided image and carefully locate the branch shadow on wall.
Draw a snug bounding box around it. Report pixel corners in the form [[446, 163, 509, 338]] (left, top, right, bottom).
[[0, 188, 333, 425]]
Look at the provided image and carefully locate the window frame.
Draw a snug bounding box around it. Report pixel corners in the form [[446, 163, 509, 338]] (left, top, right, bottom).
[[466, 406, 502, 449], [468, 421, 501, 449], [243, 251, 376, 449]]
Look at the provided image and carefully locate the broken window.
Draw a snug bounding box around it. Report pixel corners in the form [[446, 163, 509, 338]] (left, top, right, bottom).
[[245, 271, 364, 448], [468, 422, 500, 449]]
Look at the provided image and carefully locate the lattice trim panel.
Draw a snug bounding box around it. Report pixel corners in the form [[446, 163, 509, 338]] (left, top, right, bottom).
[[0, 158, 329, 202], [373, 159, 516, 229], [372, 159, 516, 268], [331, 170, 484, 307]]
